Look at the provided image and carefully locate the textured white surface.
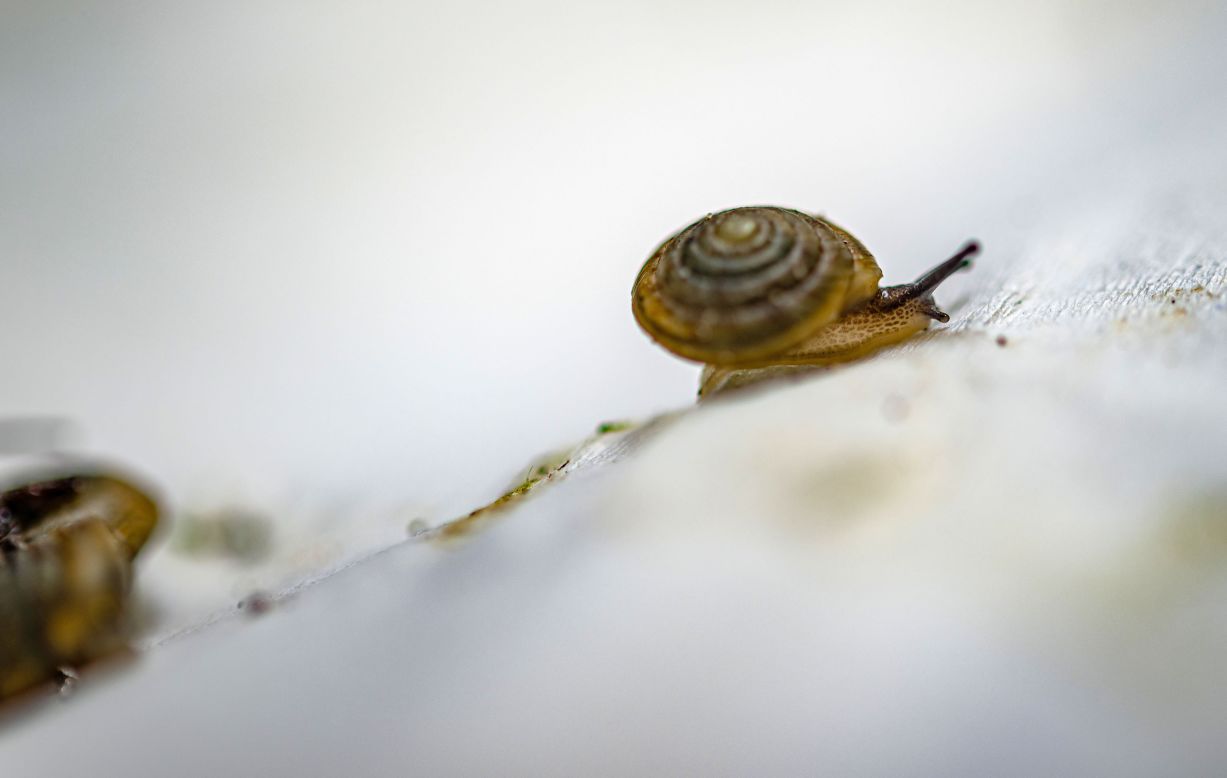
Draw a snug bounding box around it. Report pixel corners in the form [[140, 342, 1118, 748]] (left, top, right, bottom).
[[4, 1, 1227, 775], [6, 170, 1227, 776]]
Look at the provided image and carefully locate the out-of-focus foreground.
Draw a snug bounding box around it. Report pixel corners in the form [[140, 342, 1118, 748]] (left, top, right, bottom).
[[2, 0, 1227, 774]]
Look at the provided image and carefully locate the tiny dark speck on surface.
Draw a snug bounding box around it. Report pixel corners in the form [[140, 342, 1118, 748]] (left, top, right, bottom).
[[238, 592, 274, 616]]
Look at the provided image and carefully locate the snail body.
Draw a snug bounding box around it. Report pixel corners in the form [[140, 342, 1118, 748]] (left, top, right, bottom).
[[0, 474, 158, 699], [631, 206, 977, 397]]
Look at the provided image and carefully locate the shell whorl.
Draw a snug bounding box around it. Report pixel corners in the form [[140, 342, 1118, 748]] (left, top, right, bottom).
[[632, 207, 880, 367]]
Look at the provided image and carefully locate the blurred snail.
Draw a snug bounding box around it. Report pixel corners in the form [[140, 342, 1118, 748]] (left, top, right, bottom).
[[0, 474, 158, 700], [632, 206, 978, 397]]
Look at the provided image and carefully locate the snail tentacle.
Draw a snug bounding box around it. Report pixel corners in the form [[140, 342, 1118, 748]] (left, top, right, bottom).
[[878, 240, 979, 312]]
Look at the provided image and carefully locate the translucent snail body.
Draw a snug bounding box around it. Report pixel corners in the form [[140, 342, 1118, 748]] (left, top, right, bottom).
[[631, 206, 977, 397]]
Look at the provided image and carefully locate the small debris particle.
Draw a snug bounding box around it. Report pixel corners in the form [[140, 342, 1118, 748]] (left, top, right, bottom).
[[55, 667, 79, 698], [239, 592, 274, 616], [173, 508, 274, 563], [995, 335, 1009, 347], [596, 420, 634, 435], [407, 518, 430, 537]]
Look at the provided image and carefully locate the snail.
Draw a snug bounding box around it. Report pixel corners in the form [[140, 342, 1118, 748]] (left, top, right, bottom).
[[0, 474, 158, 700], [631, 206, 978, 397]]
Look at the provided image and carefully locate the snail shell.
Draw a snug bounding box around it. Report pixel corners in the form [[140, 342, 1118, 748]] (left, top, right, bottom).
[[632, 206, 977, 395], [0, 474, 158, 699]]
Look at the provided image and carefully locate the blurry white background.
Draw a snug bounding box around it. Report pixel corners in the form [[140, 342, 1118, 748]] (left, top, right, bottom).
[[2, 0, 1224, 566], [5, 2, 1227, 773]]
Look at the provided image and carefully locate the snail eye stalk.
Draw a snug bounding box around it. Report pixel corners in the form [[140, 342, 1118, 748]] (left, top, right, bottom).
[[879, 240, 978, 310]]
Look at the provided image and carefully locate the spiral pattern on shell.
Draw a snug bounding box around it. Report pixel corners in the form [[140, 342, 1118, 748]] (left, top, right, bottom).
[[632, 207, 878, 366]]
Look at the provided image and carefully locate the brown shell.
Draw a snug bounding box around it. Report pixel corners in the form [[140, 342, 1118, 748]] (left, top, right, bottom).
[[0, 474, 158, 699], [631, 207, 883, 367]]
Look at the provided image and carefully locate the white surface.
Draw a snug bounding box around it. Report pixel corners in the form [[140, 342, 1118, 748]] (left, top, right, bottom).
[[3, 0, 1227, 774], [5, 190, 1227, 773], [6, 0, 1226, 629], [1, 0, 1219, 516]]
